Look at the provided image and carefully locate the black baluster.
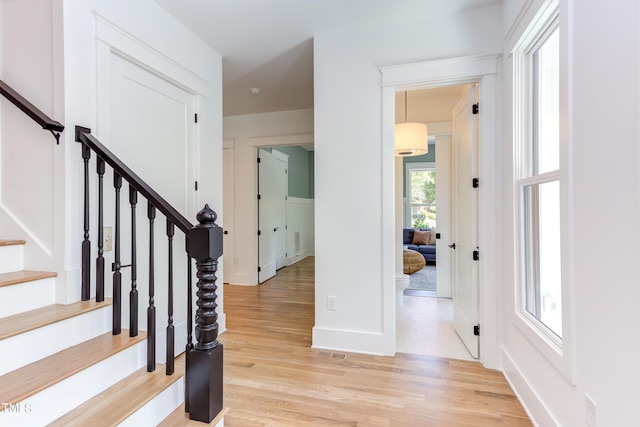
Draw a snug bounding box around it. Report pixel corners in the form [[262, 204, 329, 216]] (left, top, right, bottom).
[[166, 220, 175, 375], [81, 144, 91, 301], [112, 172, 122, 335], [185, 252, 193, 412], [129, 187, 138, 337], [96, 157, 105, 303], [147, 202, 156, 372], [186, 204, 223, 422]]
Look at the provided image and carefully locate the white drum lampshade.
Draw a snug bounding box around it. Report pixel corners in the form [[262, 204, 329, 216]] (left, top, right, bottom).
[[395, 122, 428, 157]]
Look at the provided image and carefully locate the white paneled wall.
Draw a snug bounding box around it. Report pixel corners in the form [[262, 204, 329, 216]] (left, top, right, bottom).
[[286, 197, 315, 266]]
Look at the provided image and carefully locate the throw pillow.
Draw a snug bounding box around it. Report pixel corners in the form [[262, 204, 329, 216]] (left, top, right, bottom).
[[429, 228, 437, 245], [412, 229, 431, 245]]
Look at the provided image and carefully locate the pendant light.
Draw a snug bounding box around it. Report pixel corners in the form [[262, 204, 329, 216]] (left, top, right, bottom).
[[395, 91, 428, 157]]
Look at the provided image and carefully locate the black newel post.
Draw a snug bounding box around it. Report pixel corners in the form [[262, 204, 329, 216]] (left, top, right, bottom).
[[186, 204, 223, 423]]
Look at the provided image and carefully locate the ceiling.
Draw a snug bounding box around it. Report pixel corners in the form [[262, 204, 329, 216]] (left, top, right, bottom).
[[155, 0, 500, 117]]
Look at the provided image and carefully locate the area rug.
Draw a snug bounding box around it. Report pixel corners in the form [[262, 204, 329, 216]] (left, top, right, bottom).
[[404, 265, 436, 297]]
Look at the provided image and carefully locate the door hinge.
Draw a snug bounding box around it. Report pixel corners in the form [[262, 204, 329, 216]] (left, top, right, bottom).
[[257, 194, 261, 200], [194, 113, 198, 123], [473, 249, 479, 261], [257, 157, 261, 163], [194, 181, 198, 191], [474, 325, 480, 336], [472, 177, 479, 188], [472, 103, 479, 115], [258, 266, 261, 272], [257, 230, 261, 236]]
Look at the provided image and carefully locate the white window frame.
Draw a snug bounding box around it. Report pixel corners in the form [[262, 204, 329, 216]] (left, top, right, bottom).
[[405, 162, 436, 229], [512, 0, 575, 383]]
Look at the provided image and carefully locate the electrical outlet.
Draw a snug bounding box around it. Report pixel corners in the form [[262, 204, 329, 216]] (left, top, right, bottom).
[[104, 226, 113, 252], [585, 394, 596, 427], [327, 296, 336, 310]]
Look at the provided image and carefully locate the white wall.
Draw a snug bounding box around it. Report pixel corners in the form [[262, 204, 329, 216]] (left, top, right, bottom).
[[500, 0, 640, 425], [0, 0, 63, 271], [312, 5, 502, 355], [223, 109, 314, 285], [1, 0, 224, 353], [286, 197, 315, 266]]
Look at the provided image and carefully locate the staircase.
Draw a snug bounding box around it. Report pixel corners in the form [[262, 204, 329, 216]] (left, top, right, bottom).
[[0, 79, 225, 425], [0, 239, 187, 426]]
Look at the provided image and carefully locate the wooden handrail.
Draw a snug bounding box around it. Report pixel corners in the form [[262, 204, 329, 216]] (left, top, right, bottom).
[[75, 126, 193, 233], [0, 79, 64, 143]]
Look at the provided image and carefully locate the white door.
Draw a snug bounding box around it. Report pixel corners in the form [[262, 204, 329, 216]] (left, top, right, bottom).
[[108, 52, 197, 359], [271, 150, 288, 270], [110, 53, 198, 216], [435, 135, 453, 298], [258, 149, 278, 282], [223, 147, 234, 282], [451, 84, 480, 358]]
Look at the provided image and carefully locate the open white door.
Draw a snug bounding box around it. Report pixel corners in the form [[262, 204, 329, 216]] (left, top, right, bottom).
[[258, 149, 278, 283], [451, 84, 480, 358], [271, 150, 288, 270]]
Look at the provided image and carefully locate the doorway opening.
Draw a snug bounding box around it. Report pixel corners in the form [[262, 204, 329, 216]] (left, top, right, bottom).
[[257, 145, 315, 284], [394, 83, 479, 360]]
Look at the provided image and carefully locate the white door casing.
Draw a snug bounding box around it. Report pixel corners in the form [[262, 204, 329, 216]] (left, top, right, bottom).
[[381, 54, 499, 365], [435, 135, 453, 298], [451, 84, 480, 358]]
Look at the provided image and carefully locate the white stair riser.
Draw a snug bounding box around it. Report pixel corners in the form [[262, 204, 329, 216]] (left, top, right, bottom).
[[0, 306, 111, 375], [119, 377, 184, 427], [0, 245, 24, 274], [0, 277, 56, 319], [1, 340, 147, 426]]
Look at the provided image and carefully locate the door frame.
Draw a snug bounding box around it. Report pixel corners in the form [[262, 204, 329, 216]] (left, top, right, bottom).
[[380, 54, 500, 368]]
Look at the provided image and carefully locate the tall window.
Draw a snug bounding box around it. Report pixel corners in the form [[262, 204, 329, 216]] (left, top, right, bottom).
[[406, 164, 436, 229], [517, 21, 562, 339]]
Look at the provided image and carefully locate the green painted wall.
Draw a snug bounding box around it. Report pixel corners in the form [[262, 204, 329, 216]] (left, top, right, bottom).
[[270, 146, 315, 198]]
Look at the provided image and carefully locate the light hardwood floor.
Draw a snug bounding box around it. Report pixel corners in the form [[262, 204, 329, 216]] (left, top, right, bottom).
[[220, 257, 532, 426]]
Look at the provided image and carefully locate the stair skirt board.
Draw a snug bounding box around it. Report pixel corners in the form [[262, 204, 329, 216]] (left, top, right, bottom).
[[0, 277, 55, 319], [0, 306, 111, 376], [0, 340, 147, 426], [0, 245, 24, 274], [119, 379, 184, 427]]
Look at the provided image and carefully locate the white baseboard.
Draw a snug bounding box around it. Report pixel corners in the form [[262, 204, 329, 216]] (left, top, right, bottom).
[[286, 249, 314, 266], [311, 326, 392, 356], [501, 347, 558, 427]]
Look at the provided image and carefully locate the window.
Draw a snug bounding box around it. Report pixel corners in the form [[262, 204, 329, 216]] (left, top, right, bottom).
[[515, 8, 565, 338], [406, 163, 436, 229]]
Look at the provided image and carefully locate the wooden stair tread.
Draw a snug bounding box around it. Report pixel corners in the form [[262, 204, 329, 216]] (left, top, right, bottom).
[[0, 330, 145, 405], [0, 239, 26, 246], [159, 405, 228, 427], [49, 353, 185, 427], [0, 270, 57, 288], [0, 298, 112, 341]]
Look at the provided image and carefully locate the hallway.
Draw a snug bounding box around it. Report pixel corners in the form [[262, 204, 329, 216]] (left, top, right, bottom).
[[221, 257, 531, 426]]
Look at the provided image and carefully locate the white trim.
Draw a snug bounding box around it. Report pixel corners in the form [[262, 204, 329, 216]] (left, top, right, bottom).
[[511, 0, 575, 383], [502, 347, 559, 426], [380, 54, 501, 368], [381, 54, 500, 89], [95, 15, 208, 96]]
